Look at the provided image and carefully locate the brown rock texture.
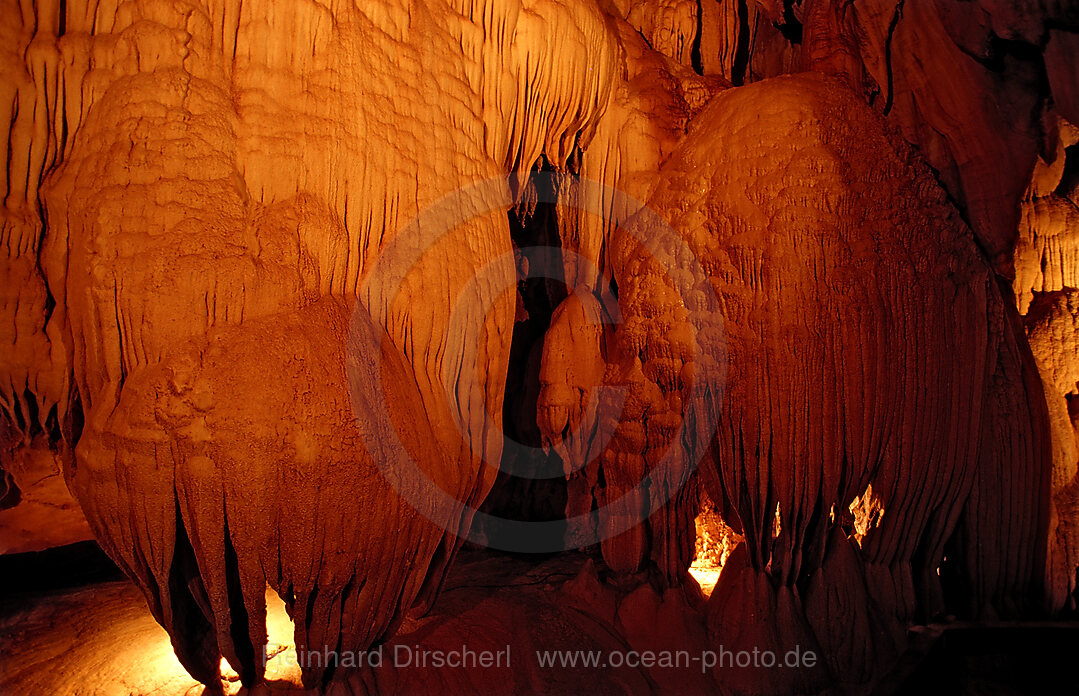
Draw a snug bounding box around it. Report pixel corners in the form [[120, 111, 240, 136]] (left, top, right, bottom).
[[600, 73, 1050, 690], [1, 0, 1077, 694], [1014, 120, 1079, 612]]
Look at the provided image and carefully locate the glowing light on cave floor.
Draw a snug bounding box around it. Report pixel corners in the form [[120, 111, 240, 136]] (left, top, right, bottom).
[[689, 484, 889, 599], [262, 587, 303, 686], [0, 580, 202, 695], [691, 493, 742, 599], [688, 566, 722, 597], [0, 575, 344, 694], [218, 587, 303, 690]]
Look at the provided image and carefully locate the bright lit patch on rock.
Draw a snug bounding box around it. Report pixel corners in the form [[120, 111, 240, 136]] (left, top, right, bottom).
[[689, 492, 743, 597], [849, 483, 886, 546]]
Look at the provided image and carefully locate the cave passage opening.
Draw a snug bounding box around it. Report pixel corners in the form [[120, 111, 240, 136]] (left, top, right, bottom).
[[473, 160, 573, 555]]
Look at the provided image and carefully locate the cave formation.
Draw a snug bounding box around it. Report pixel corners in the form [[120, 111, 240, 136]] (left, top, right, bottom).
[[1, 0, 1078, 694]]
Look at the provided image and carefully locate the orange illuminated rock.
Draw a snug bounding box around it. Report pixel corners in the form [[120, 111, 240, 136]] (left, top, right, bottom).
[[1, 1, 1077, 694], [544, 73, 1053, 690]]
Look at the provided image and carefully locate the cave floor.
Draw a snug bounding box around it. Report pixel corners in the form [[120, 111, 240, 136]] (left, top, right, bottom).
[[2, 546, 1078, 695], [0, 578, 203, 695], [0, 548, 667, 695]]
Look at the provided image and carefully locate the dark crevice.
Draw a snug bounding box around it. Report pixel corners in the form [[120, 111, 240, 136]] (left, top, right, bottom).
[[1025, 289, 1076, 331], [939, 537, 967, 617], [223, 515, 256, 686], [1055, 143, 1079, 200], [475, 163, 568, 554], [691, 0, 704, 75], [167, 504, 223, 687], [4, 92, 16, 203], [303, 586, 319, 645], [0, 541, 123, 598], [981, 35, 1044, 74], [732, 0, 751, 86], [9, 389, 26, 434], [776, 0, 803, 44], [883, 0, 906, 116], [42, 284, 56, 326], [0, 468, 21, 510], [21, 387, 42, 439], [67, 386, 85, 447], [43, 404, 61, 448]]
